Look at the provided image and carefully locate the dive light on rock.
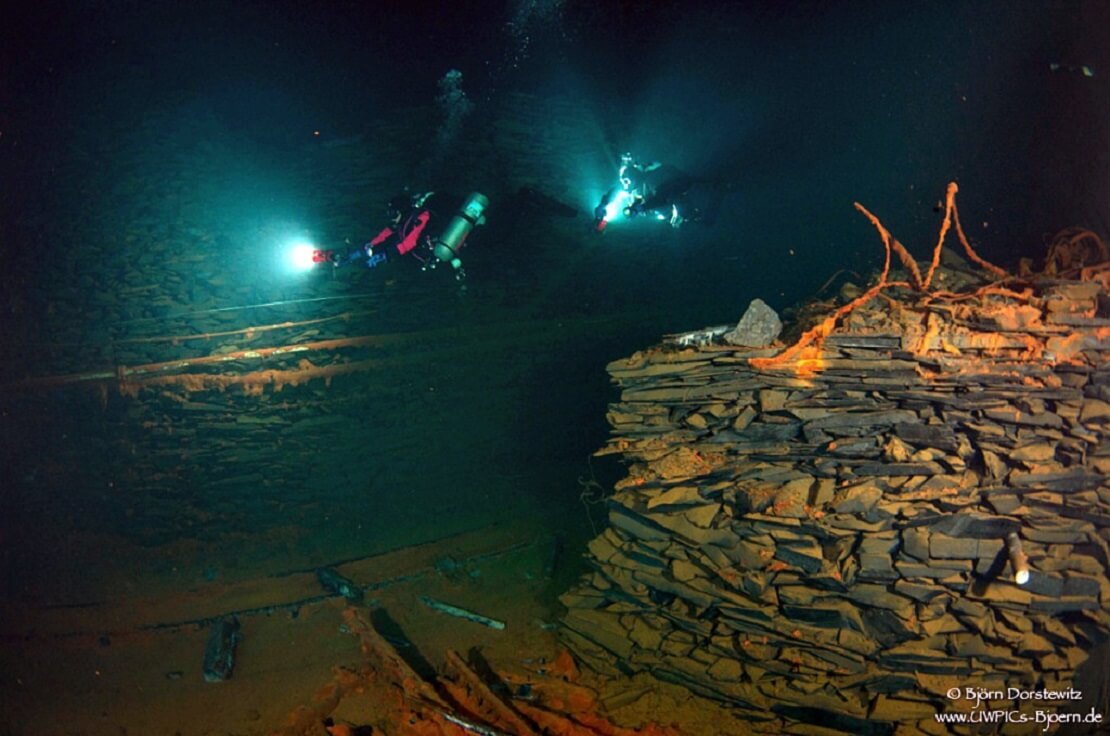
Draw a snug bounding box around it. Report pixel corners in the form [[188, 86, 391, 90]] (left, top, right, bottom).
[[1006, 531, 1030, 586]]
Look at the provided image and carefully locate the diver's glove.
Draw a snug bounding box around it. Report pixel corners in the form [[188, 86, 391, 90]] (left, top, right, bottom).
[[352, 242, 389, 268], [331, 246, 366, 267]]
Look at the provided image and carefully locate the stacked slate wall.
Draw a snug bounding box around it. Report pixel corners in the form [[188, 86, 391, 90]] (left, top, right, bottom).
[[559, 265, 1110, 733]]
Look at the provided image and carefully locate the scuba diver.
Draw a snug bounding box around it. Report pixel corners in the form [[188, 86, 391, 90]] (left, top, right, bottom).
[[593, 153, 726, 231], [314, 190, 489, 281]]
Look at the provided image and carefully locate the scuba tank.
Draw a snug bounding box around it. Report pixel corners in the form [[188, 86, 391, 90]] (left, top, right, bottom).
[[428, 192, 489, 272]]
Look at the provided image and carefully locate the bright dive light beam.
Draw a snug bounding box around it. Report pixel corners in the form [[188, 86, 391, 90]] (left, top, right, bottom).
[[604, 190, 630, 222], [288, 242, 317, 271]]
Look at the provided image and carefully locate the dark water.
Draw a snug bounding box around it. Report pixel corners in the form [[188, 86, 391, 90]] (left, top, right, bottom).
[[1, 0, 1108, 730]]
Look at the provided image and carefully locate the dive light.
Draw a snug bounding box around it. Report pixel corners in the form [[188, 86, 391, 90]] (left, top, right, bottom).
[[287, 240, 341, 272], [594, 189, 630, 231], [288, 241, 327, 271]]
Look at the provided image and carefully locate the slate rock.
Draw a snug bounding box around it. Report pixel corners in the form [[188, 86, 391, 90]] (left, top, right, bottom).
[[758, 388, 789, 412], [870, 695, 938, 721], [950, 598, 989, 619], [562, 609, 636, 659], [1010, 469, 1104, 492], [684, 504, 721, 529], [1011, 442, 1057, 462], [984, 408, 1064, 428], [770, 478, 811, 518], [774, 542, 825, 574], [982, 449, 1009, 481], [902, 527, 930, 561], [570, 270, 1110, 727], [894, 422, 959, 452], [925, 512, 1020, 538], [928, 533, 1005, 560], [707, 657, 743, 681], [1029, 598, 1100, 613], [627, 616, 665, 650], [860, 607, 918, 647], [646, 485, 703, 509], [732, 406, 757, 431], [853, 461, 945, 477], [893, 579, 946, 602], [895, 560, 972, 578], [832, 485, 882, 514], [671, 558, 703, 582], [1016, 632, 1056, 656], [782, 603, 866, 632], [1079, 398, 1110, 423], [724, 298, 782, 348], [858, 553, 898, 580], [1007, 568, 1065, 599], [847, 584, 914, 614], [734, 420, 801, 442], [807, 409, 919, 431], [1062, 574, 1101, 598]]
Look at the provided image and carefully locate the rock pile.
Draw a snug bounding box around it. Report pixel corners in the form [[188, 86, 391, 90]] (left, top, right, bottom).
[[560, 227, 1110, 732]]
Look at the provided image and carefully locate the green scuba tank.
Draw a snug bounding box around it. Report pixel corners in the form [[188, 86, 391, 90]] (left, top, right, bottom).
[[431, 192, 489, 270]]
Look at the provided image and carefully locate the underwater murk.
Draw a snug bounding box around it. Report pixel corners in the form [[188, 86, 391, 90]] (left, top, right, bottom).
[[1, 2, 1108, 735]]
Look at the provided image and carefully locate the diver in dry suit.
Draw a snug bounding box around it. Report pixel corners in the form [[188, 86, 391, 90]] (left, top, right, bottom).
[[593, 153, 726, 231], [326, 190, 489, 280]]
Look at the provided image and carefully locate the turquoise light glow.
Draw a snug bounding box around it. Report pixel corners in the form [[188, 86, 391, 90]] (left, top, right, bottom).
[[605, 189, 630, 222], [288, 241, 318, 271]]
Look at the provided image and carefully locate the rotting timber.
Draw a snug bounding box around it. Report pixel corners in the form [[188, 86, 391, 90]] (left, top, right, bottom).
[[270, 608, 681, 736], [559, 184, 1110, 733]]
